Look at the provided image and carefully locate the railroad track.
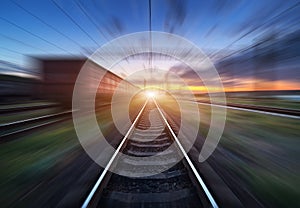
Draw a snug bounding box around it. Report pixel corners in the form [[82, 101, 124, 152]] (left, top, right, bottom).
[[0, 102, 118, 141], [195, 101, 300, 119], [82, 98, 218, 208], [0, 103, 60, 114], [0, 110, 73, 141]]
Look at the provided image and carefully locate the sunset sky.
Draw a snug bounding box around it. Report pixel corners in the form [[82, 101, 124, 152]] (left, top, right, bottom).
[[0, 0, 299, 92]]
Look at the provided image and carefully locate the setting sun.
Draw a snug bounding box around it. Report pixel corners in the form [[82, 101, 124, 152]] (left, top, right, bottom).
[[146, 91, 156, 98]]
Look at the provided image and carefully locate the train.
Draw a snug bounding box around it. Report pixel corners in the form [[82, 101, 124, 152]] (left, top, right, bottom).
[[0, 57, 138, 107], [0, 74, 40, 103]]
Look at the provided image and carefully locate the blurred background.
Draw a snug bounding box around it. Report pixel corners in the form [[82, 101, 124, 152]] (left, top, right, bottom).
[[0, 0, 299, 207]]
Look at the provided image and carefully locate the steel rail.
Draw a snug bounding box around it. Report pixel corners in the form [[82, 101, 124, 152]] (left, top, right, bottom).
[[195, 101, 300, 119], [0, 110, 73, 127], [0, 118, 65, 138], [81, 99, 149, 208], [153, 98, 219, 208]]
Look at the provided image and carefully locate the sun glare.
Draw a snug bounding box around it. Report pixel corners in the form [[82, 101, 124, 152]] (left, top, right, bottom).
[[146, 91, 156, 98]]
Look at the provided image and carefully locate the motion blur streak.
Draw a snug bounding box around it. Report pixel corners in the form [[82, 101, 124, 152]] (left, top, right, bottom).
[[0, 0, 299, 208]]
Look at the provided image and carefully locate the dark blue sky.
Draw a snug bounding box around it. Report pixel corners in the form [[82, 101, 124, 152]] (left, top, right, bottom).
[[0, 0, 299, 68]]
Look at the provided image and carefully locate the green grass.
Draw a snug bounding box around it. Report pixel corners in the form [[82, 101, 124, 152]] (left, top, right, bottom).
[[198, 104, 300, 207], [0, 121, 79, 207], [226, 97, 300, 110]]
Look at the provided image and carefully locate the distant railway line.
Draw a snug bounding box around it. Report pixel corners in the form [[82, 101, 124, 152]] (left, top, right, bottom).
[[2, 98, 299, 142], [195, 101, 300, 119], [0, 103, 60, 114], [0, 110, 73, 142]]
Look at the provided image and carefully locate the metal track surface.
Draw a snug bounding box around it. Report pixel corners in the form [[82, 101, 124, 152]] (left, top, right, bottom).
[[82, 98, 218, 208]]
